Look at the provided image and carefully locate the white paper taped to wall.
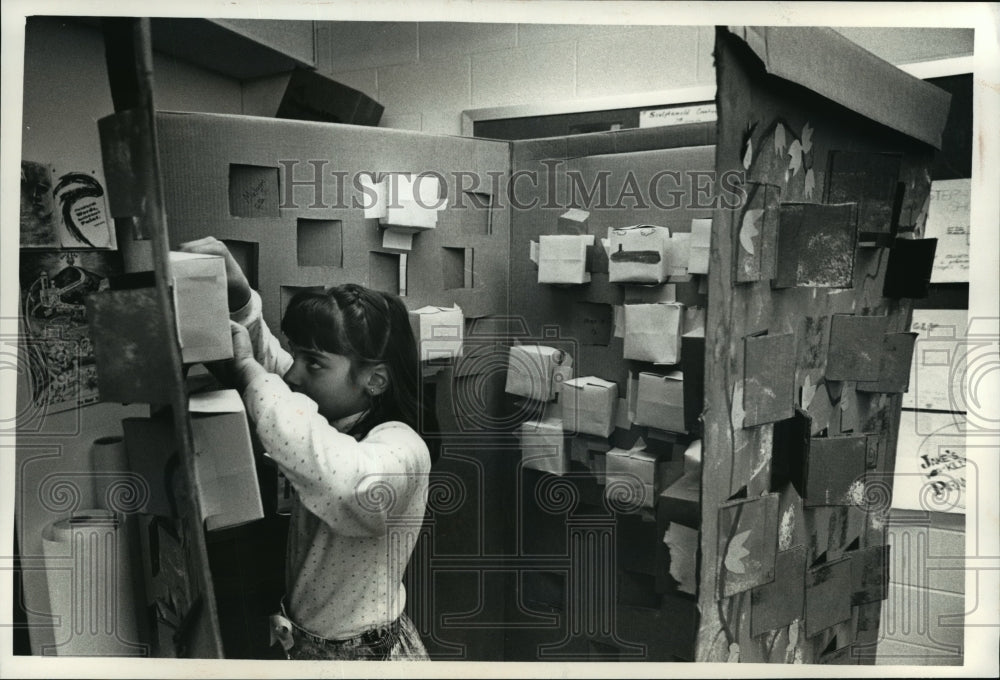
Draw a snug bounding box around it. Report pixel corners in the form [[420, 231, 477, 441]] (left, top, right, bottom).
[[41, 511, 142, 655]]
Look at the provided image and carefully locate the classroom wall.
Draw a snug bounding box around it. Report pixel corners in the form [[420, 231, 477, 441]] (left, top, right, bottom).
[[16, 16, 246, 655], [313, 23, 974, 136]]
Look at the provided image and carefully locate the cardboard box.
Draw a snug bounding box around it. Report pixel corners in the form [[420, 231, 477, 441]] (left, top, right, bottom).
[[188, 390, 264, 530], [408, 304, 464, 364], [518, 418, 568, 476], [537, 234, 594, 284], [607, 225, 671, 283], [623, 302, 684, 364], [505, 344, 574, 402], [170, 251, 234, 364], [122, 390, 263, 530], [657, 469, 701, 529], [605, 442, 683, 510], [560, 376, 618, 437], [688, 218, 712, 274], [557, 208, 590, 234], [666, 232, 691, 277], [382, 199, 438, 230], [633, 371, 685, 433]]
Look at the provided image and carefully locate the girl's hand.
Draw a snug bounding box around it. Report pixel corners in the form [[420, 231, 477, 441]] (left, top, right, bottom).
[[178, 236, 252, 311], [230, 321, 267, 389]]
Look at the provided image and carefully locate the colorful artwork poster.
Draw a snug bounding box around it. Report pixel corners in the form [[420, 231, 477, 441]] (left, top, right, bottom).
[[20, 161, 60, 248], [19, 161, 115, 249], [19, 250, 122, 413]]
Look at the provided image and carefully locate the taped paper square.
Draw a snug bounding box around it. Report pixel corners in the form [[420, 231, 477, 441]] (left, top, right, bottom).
[[537, 234, 594, 284], [633, 371, 685, 433], [560, 376, 618, 438], [623, 302, 684, 364]]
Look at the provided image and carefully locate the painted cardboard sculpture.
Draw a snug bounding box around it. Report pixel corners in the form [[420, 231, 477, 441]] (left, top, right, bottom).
[[607, 225, 671, 283]]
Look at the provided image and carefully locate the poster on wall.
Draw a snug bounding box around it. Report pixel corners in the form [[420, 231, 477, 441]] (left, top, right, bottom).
[[19, 161, 115, 249], [892, 409, 966, 514], [902, 308, 968, 412], [923, 177, 970, 283], [18, 250, 122, 413]]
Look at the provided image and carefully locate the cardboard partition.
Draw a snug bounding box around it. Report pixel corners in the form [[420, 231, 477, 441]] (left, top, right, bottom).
[[607, 225, 671, 283], [849, 544, 890, 606], [537, 234, 594, 284], [856, 332, 918, 393], [518, 418, 569, 476], [505, 344, 574, 402], [633, 371, 686, 433], [825, 151, 903, 246], [86, 286, 178, 404], [882, 237, 938, 299], [735, 182, 779, 283], [774, 202, 858, 289], [716, 493, 780, 599], [826, 314, 889, 381], [623, 302, 684, 364], [743, 332, 796, 426], [801, 435, 867, 507], [560, 376, 618, 438], [409, 304, 464, 364], [804, 557, 853, 638], [750, 545, 807, 637], [169, 252, 233, 364]]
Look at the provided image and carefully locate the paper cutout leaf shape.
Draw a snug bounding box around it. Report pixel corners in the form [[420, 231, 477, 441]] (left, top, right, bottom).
[[724, 529, 752, 574], [788, 139, 803, 176], [739, 209, 761, 255], [801, 122, 814, 153], [804, 168, 815, 199], [774, 123, 787, 156]]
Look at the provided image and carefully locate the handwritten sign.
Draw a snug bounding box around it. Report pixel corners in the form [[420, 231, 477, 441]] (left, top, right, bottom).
[[639, 103, 717, 129], [924, 178, 970, 283], [901, 309, 967, 412], [892, 410, 966, 513]]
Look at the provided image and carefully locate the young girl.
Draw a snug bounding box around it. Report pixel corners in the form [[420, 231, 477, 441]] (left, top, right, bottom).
[[181, 237, 436, 661]]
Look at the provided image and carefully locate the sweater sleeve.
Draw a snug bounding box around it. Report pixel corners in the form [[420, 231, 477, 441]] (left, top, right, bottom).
[[243, 372, 431, 537], [230, 289, 293, 378]]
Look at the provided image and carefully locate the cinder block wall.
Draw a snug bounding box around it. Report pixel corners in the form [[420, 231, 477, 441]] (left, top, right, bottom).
[[313, 23, 973, 136]]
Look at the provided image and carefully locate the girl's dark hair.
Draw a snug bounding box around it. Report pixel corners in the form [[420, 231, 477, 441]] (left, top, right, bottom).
[[280, 284, 440, 463]]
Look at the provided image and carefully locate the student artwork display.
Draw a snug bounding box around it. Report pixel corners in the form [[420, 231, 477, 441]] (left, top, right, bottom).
[[622, 302, 684, 364], [533, 234, 595, 284], [20, 161, 115, 249], [607, 225, 671, 283], [922, 178, 970, 283], [518, 417, 569, 476], [18, 250, 120, 413], [735, 182, 779, 283]]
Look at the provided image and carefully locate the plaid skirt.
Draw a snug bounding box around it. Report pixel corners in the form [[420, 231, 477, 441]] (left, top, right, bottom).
[[272, 608, 429, 661]]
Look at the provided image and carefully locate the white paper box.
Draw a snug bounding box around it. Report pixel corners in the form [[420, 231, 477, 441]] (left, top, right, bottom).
[[561, 376, 618, 437], [688, 218, 712, 274], [409, 305, 464, 363], [607, 225, 671, 283], [381, 199, 438, 230], [558, 208, 590, 233], [170, 251, 234, 364], [634, 370, 686, 433], [667, 232, 691, 277], [505, 344, 574, 401], [538, 234, 594, 284], [623, 302, 684, 364], [605, 442, 682, 509], [519, 418, 568, 475]]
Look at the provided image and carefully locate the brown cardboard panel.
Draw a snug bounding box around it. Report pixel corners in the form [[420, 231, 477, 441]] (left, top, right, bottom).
[[857, 332, 918, 393], [826, 314, 889, 381], [717, 493, 780, 599], [774, 202, 858, 289], [725, 27, 951, 149], [86, 287, 177, 404], [883, 238, 938, 299], [805, 378, 834, 435], [734, 182, 780, 283], [750, 545, 806, 637], [803, 435, 867, 507], [849, 544, 890, 605], [369, 251, 402, 295], [825, 151, 902, 242], [804, 557, 852, 638], [743, 332, 796, 426]]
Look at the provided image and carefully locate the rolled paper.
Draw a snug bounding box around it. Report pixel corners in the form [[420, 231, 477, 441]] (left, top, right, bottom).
[[41, 510, 143, 656]]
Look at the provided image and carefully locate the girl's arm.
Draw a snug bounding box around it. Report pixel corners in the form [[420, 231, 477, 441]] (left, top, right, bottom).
[[229, 289, 293, 377], [243, 371, 431, 536]]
